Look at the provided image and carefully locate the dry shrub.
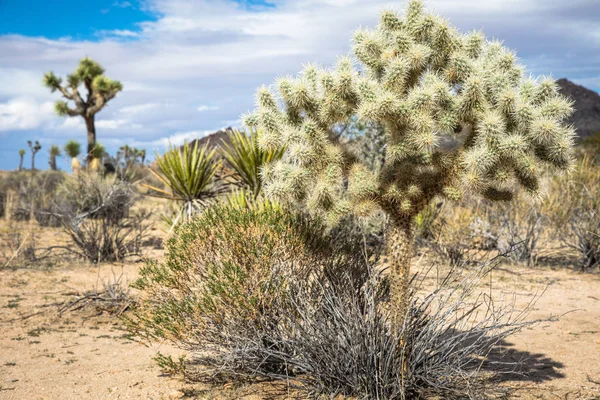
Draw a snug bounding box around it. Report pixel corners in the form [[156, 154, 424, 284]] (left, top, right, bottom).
[[547, 155, 600, 270], [491, 194, 546, 266], [0, 222, 39, 269], [0, 170, 66, 226], [52, 173, 151, 263], [430, 202, 493, 267]]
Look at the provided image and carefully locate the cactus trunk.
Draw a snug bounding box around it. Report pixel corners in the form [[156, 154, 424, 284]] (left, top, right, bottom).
[[85, 115, 96, 166], [387, 214, 414, 326], [18, 155, 23, 172]]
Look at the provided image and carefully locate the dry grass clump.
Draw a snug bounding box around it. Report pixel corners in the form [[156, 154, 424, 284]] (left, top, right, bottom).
[[0, 170, 66, 226]]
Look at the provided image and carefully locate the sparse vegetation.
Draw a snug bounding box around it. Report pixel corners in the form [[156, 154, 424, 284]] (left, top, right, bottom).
[[2, 1, 599, 399]]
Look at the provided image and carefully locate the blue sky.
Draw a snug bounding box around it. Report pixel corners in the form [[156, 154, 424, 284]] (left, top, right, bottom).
[[1, 0, 599, 171]]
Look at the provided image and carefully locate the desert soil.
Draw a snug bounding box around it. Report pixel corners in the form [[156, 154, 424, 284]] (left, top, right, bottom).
[[1, 254, 599, 399]]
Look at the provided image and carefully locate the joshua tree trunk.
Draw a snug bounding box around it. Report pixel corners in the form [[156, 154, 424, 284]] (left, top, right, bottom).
[[31, 154, 35, 171], [49, 156, 57, 171], [85, 115, 96, 165], [387, 213, 415, 326], [18, 155, 24, 171]]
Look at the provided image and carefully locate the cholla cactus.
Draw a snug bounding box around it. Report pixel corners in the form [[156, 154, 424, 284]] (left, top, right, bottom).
[[43, 57, 122, 165], [246, 0, 575, 319]]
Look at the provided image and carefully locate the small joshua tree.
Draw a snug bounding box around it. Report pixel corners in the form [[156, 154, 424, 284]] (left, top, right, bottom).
[[18, 149, 25, 171], [64, 140, 82, 173], [49, 145, 61, 171], [43, 57, 123, 165], [245, 0, 575, 322], [27, 140, 42, 171]]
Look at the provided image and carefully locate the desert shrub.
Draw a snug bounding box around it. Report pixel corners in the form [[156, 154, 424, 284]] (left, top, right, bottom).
[[234, 259, 538, 399], [128, 203, 539, 398], [548, 156, 600, 270], [0, 170, 66, 226], [51, 173, 150, 263], [127, 204, 341, 348], [492, 194, 546, 266], [430, 203, 492, 267]]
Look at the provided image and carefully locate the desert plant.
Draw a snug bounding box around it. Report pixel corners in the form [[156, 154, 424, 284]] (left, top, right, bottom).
[[127, 204, 355, 357], [43, 57, 123, 164], [0, 170, 66, 225], [27, 140, 41, 171], [245, 0, 575, 324], [48, 145, 61, 171], [221, 128, 285, 198], [51, 173, 149, 262], [548, 155, 600, 270], [18, 149, 25, 172], [64, 140, 82, 173], [494, 194, 546, 266], [89, 143, 106, 172], [130, 208, 541, 399], [145, 141, 222, 226]]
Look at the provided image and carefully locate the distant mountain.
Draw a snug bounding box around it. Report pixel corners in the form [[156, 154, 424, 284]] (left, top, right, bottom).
[[188, 127, 234, 151], [557, 78, 600, 140]]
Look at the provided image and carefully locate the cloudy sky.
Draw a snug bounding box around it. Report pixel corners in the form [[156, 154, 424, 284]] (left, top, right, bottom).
[[1, 0, 599, 170]]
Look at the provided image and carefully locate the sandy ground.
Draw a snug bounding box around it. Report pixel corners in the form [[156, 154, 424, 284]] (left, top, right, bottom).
[[1, 250, 599, 399]]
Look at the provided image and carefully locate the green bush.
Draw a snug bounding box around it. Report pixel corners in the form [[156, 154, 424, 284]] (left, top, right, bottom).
[[127, 204, 341, 346]]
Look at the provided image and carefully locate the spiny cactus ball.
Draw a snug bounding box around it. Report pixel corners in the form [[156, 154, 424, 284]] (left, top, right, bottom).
[[245, 0, 575, 223]]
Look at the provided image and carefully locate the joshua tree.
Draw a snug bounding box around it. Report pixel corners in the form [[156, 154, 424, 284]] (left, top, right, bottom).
[[27, 140, 42, 171], [18, 149, 25, 171], [245, 0, 575, 323], [43, 57, 123, 165], [139, 149, 146, 165], [64, 140, 82, 173], [49, 145, 61, 171]]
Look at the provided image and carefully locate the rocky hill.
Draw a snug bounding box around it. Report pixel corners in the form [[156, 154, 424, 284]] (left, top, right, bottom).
[[557, 78, 600, 140], [188, 127, 234, 151]]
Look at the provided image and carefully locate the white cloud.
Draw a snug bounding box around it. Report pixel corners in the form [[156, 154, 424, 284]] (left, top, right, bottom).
[[96, 119, 142, 130], [130, 129, 215, 149], [197, 105, 219, 112], [0, 0, 598, 169], [0, 98, 55, 131], [119, 103, 161, 115]]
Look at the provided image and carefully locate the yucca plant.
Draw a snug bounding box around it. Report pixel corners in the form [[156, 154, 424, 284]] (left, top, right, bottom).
[[64, 140, 82, 173], [145, 141, 221, 227], [89, 143, 106, 172], [221, 128, 285, 199]]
